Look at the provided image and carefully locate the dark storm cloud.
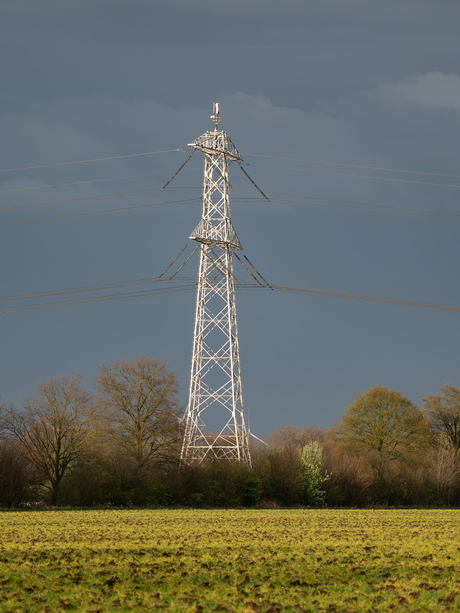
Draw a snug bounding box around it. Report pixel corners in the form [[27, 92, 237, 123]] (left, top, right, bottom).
[[2, 0, 459, 112], [2, 0, 460, 431]]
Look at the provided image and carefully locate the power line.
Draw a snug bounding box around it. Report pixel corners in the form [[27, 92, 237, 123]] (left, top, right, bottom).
[[233, 187, 460, 226], [0, 170, 186, 194], [0, 275, 178, 302], [266, 283, 460, 313], [1, 283, 197, 314], [0, 148, 187, 174], [2, 146, 459, 183], [0, 172, 199, 212], [2, 186, 161, 212], [3, 154, 460, 228], [6, 186, 460, 227], [242, 153, 460, 180], [2, 276, 459, 315], [5, 177, 460, 226], [0, 198, 198, 226], [248, 163, 460, 189], [264, 190, 460, 226]]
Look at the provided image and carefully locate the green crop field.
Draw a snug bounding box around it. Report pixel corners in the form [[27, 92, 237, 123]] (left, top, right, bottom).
[[0, 509, 459, 612]]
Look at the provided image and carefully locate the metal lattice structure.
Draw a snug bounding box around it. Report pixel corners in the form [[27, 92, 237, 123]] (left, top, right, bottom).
[[180, 103, 251, 465]]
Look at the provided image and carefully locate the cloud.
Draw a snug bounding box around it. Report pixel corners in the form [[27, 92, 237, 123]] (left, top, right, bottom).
[[376, 72, 460, 111]]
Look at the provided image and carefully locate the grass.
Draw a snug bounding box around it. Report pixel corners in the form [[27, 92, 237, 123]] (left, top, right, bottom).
[[0, 509, 459, 611]]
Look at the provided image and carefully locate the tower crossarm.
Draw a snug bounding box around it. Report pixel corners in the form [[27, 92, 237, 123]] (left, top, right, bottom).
[[188, 131, 243, 163]]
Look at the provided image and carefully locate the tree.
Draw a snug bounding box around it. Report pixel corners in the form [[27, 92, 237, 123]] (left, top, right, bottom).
[[0, 399, 34, 508], [94, 355, 181, 476], [334, 385, 429, 478], [267, 425, 326, 452], [300, 441, 328, 507], [422, 383, 460, 452], [5, 374, 95, 505], [252, 446, 304, 506]]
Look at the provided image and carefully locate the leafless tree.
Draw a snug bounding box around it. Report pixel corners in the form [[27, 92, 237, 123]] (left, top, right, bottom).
[[94, 355, 182, 476], [422, 383, 460, 452], [267, 424, 326, 452], [4, 374, 95, 505]]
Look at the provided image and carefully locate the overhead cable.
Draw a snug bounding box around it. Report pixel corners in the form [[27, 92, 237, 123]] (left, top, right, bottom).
[[5, 182, 460, 227], [0, 198, 197, 226], [1, 187, 161, 212], [248, 163, 460, 189], [3, 146, 460, 182], [2, 147, 460, 183], [0, 283, 195, 315], [2, 276, 459, 315], [0, 149, 187, 174], [265, 283, 460, 313], [242, 153, 460, 180], [0, 170, 191, 194], [1, 173, 199, 212], [263, 191, 460, 226]]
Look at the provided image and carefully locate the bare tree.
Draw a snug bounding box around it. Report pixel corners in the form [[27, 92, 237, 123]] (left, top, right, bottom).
[[0, 397, 11, 440], [5, 374, 95, 505], [0, 399, 33, 507], [94, 355, 182, 475], [422, 383, 460, 452], [267, 425, 326, 452], [323, 442, 375, 506]]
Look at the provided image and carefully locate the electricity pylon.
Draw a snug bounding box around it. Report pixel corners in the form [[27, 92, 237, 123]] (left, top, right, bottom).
[[160, 103, 269, 465], [181, 103, 251, 465]]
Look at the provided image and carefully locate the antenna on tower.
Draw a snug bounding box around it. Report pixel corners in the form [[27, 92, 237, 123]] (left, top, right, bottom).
[[159, 102, 271, 465], [211, 102, 221, 131]]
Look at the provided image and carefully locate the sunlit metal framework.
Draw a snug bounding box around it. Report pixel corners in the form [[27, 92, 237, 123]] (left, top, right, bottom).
[[181, 104, 251, 465]]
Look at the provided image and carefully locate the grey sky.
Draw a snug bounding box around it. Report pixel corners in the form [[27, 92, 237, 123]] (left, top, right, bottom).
[[2, 0, 460, 436]]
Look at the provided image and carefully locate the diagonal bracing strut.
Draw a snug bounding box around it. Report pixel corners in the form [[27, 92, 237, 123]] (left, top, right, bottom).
[[244, 254, 273, 289], [239, 164, 270, 201], [161, 151, 195, 190], [234, 252, 266, 287]]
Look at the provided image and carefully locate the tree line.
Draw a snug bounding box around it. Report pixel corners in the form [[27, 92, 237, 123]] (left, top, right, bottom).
[[1, 356, 460, 508]]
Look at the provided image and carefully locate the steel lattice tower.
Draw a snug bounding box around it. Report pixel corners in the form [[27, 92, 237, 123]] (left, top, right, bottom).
[[180, 103, 251, 465]]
